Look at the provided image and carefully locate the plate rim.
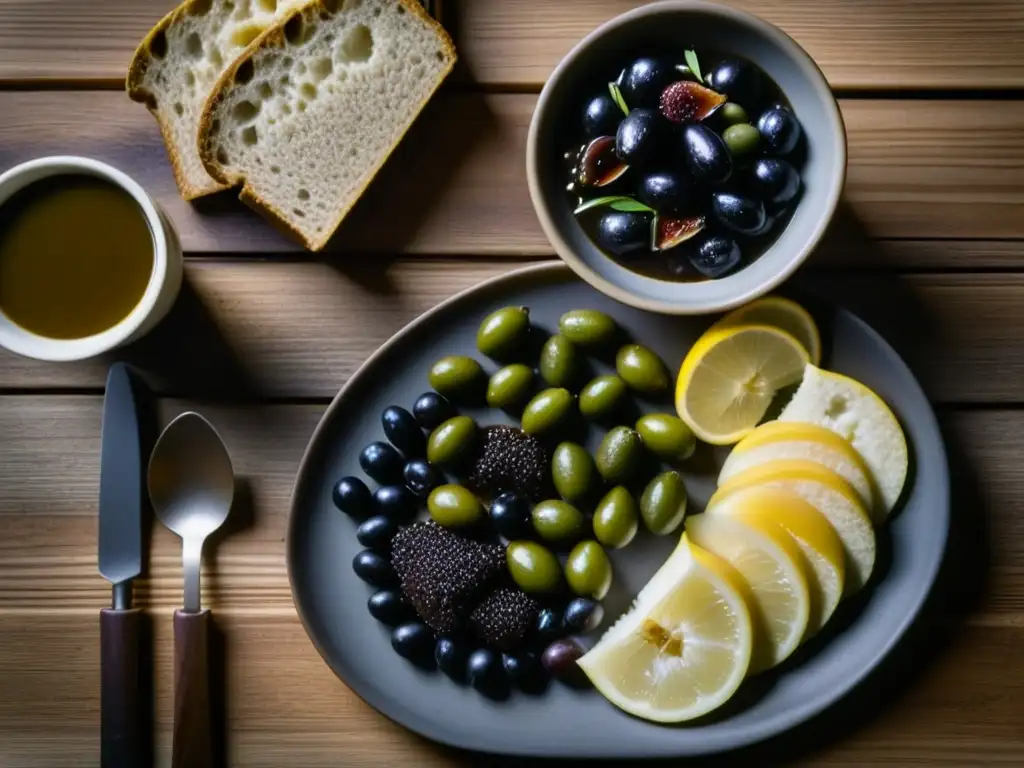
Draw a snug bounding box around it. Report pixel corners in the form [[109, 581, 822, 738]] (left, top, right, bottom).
[[286, 261, 950, 758]]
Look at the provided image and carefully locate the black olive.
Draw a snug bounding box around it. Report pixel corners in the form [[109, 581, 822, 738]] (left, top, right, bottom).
[[359, 441, 404, 484], [332, 476, 373, 519], [353, 550, 397, 588], [403, 458, 440, 497], [374, 484, 416, 522], [637, 171, 691, 214], [502, 652, 548, 694], [435, 635, 470, 683], [467, 648, 509, 698], [382, 406, 424, 456], [563, 597, 604, 634], [615, 108, 667, 166], [541, 638, 586, 682], [368, 590, 413, 626], [391, 622, 436, 669], [595, 210, 651, 257], [534, 607, 564, 646], [620, 58, 674, 108], [757, 106, 802, 155], [706, 58, 762, 107], [582, 93, 622, 138], [489, 491, 532, 540], [680, 124, 732, 184], [690, 235, 742, 278], [356, 515, 399, 551], [412, 391, 454, 430], [750, 157, 801, 207], [712, 192, 767, 235]]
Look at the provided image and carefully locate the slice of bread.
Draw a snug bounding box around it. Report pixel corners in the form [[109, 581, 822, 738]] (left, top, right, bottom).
[[127, 0, 307, 200], [197, 0, 455, 250]]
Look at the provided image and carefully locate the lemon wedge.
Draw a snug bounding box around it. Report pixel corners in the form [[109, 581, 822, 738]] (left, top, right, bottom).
[[675, 324, 810, 445], [712, 460, 876, 593], [714, 296, 822, 365], [577, 535, 753, 723], [706, 485, 845, 636], [779, 364, 909, 518], [718, 421, 879, 520], [686, 512, 810, 673]]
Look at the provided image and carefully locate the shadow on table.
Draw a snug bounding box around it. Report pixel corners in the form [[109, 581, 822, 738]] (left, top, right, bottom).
[[448, 204, 994, 767]]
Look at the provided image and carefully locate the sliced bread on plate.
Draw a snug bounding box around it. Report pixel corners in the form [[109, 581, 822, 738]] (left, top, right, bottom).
[[126, 0, 305, 200], [197, 0, 456, 250]]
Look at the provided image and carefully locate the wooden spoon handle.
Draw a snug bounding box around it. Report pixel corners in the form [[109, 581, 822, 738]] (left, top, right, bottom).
[[100, 607, 146, 768], [172, 609, 213, 768]]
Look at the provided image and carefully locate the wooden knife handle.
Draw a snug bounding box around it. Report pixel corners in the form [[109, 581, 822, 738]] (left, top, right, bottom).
[[100, 607, 146, 768], [173, 609, 214, 768]]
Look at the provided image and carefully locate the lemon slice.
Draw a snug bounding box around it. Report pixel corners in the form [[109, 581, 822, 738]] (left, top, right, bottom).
[[718, 421, 879, 521], [686, 512, 810, 673], [779, 364, 909, 517], [712, 460, 876, 593], [714, 296, 822, 365], [675, 324, 810, 446], [578, 535, 753, 723], [706, 485, 845, 636]]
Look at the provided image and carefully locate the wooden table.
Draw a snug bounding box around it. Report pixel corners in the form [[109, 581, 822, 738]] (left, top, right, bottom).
[[0, 1, 1022, 765]]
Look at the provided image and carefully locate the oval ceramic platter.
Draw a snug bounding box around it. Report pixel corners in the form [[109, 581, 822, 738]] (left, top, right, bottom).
[[287, 263, 949, 759]]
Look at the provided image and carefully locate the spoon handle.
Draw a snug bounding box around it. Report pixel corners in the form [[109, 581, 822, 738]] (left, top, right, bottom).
[[100, 607, 145, 768], [172, 609, 213, 768]]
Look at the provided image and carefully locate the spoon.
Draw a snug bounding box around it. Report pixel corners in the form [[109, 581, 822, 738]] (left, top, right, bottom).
[[148, 412, 234, 768]]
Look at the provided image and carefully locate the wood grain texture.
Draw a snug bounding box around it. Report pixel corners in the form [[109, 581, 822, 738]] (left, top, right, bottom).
[[0, 0, 1023, 90], [1, 93, 1023, 252], [3, 261, 1024, 402]]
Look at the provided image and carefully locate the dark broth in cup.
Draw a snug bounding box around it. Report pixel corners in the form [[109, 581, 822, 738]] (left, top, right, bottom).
[[0, 175, 154, 339]]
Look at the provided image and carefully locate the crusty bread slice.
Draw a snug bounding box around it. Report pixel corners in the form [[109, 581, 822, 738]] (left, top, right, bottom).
[[127, 0, 306, 200], [197, 0, 455, 250]]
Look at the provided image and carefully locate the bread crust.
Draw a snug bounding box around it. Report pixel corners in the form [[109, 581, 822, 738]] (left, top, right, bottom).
[[197, 0, 456, 251], [126, 0, 231, 200]]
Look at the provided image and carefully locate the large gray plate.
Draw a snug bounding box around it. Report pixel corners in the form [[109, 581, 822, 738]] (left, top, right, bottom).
[[287, 263, 949, 758]]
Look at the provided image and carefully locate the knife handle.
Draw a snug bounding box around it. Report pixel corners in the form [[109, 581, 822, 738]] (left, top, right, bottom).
[[173, 609, 213, 768], [100, 607, 146, 768]]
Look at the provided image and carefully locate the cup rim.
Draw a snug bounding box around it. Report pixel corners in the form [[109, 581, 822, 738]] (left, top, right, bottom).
[[526, 0, 848, 315], [0, 156, 170, 361]]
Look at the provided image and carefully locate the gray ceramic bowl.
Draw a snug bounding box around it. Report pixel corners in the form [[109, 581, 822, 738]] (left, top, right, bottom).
[[526, 0, 846, 315]]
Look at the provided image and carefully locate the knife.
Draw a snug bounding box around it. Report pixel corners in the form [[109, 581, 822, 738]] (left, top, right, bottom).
[[98, 363, 147, 768]]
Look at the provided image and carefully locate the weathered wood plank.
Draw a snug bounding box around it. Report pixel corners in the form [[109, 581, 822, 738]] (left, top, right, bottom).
[[1, 93, 1023, 252]]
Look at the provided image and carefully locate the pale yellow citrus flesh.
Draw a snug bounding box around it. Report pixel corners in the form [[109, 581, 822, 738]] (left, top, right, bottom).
[[686, 513, 811, 674], [713, 296, 822, 366], [706, 485, 845, 636], [675, 324, 810, 446], [578, 536, 754, 723], [713, 459, 876, 593]]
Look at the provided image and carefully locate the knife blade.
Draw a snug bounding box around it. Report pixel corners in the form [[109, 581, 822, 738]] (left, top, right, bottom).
[[98, 362, 147, 768]]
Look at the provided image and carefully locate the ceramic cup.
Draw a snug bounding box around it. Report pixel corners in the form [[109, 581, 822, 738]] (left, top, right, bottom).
[[0, 156, 183, 361]]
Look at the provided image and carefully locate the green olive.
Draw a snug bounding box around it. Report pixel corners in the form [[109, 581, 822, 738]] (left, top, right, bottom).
[[596, 426, 643, 483], [578, 375, 627, 420], [426, 415, 477, 466], [565, 541, 613, 600], [640, 471, 688, 535], [720, 102, 749, 126], [486, 364, 534, 409], [427, 484, 483, 528], [521, 388, 574, 435], [540, 334, 578, 388], [476, 306, 530, 359], [636, 413, 697, 461], [428, 355, 484, 398], [593, 486, 639, 549], [722, 123, 760, 156], [551, 442, 596, 503], [615, 344, 669, 394], [506, 540, 562, 593], [558, 309, 618, 347], [531, 499, 585, 544]]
